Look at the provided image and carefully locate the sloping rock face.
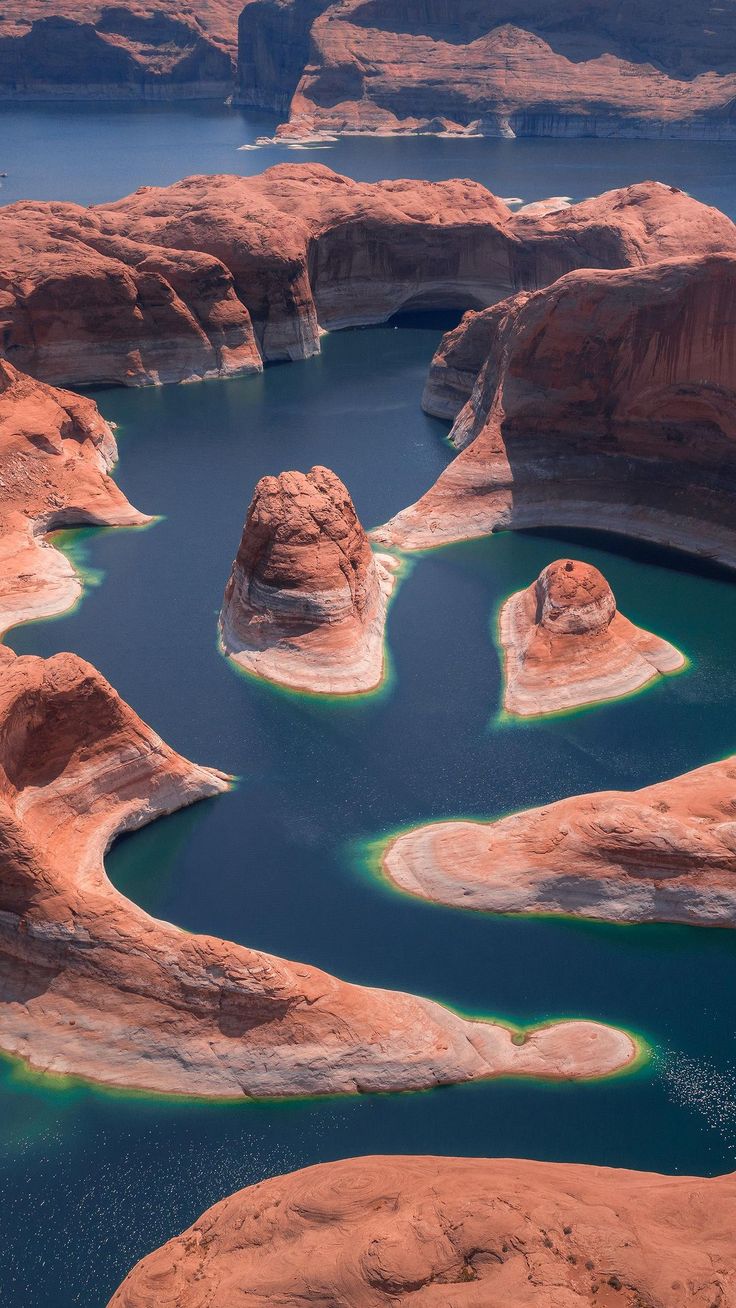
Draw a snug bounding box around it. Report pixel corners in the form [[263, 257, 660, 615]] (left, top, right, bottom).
[[376, 253, 736, 565], [383, 756, 736, 927], [0, 646, 637, 1094], [109, 1154, 736, 1307], [0, 360, 148, 635], [499, 559, 684, 716], [0, 1, 240, 99], [2, 170, 734, 388], [236, 0, 736, 140], [220, 466, 398, 694]]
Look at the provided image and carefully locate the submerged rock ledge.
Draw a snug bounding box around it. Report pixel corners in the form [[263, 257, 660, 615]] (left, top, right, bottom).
[[0, 647, 638, 1096], [110, 1154, 736, 1306]]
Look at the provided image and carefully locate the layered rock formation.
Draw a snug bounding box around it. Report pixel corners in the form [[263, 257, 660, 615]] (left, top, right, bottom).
[[110, 1154, 736, 1306], [377, 253, 736, 565], [220, 466, 398, 694], [0, 360, 148, 636], [0, 646, 637, 1094], [382, 755, 736, 927], [0, 1, 241, 99], [237, 0, 736, 141], [2, 170, 734, 388], [498, 559, 684, 717]]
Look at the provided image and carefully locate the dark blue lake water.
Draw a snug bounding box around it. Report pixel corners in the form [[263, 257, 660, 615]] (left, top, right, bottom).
[[1, 105, 736, 1307]]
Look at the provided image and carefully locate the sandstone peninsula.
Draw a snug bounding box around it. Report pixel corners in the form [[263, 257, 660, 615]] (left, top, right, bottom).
[[0, 646, 637, 1095], [499, 559, 684, 716], [0, 0, 241, 99], [1, 170, 734, 388], [220, 466, 398, 694], [0, 360, 148, 636], [110, 1154, 736, 1306], [376, 253, 736, 566], [382, 755, 736, 927], [237, 0, 736, 141]]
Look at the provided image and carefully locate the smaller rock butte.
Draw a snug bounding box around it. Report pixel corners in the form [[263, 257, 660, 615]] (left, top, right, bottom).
[[498, 558, 684, 717], [108, 1154, 736, 1307], [383, 755, 736, 927], [0, 646, 637, 1095], [376, 252, 736, 566], [220, 466, 398, 694], [1, 171, 734, 389], [0, 359, 148, 636]]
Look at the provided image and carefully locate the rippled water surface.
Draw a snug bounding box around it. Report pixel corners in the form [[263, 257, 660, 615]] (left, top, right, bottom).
[[1, 106, 736, 1306]]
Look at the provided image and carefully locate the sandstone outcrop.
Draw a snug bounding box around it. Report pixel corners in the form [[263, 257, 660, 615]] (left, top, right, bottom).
[[377, 253, 736, 565], [0, 360, 148, 635], [383, 755, 736, 927], [2, 170, 734, 388], [0, 1, 241, 98], [0, 646, 638, 1094], [220, 466, 398, 694], [498, 559, 684, 717], [109, 1154, 736, 1306], [237, 0, 736, 141]]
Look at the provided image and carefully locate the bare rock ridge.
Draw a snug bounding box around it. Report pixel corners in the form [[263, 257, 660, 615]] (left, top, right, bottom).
[[0, 359, 148, 636], [499, 558, 684, 717], [220, 466, 398, 694], [109, 1155, 736, 1307], [0, 1, 242, 98], [0, 645, 637, 1094], [237, 0, 736, 141], [383, 755, 736, 928], [2, 170, 734, 388], [377, 252, 736, 567]]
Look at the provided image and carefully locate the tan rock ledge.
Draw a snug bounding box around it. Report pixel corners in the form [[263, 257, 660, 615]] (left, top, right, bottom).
[[498, 558, 685, 717]]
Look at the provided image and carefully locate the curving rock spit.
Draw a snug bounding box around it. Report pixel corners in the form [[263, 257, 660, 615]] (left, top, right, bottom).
[[0, 359, 149, 636], [383, 756, 736, 927], [109, 1154, 736, 1306], [498, 559, 684, 716], [220, 466, 399, 694], [0, 646, 638, 1094], [376, 252, 736, 566]]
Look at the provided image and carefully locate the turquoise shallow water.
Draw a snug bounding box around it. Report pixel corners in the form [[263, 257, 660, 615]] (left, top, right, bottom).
[[0, 108, 736, 1306]]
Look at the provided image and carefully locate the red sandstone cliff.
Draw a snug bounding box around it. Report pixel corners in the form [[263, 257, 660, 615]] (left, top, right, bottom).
[[220, 466, 399, 694], [237, 0, 736, 140], [376, 252, 736, 565], [0, 1, 241, 98], [0, 646, 636, 1095], [0, 360, 148, 635], [109, 1154, 736, 1306], [1, 170, 733, 390]]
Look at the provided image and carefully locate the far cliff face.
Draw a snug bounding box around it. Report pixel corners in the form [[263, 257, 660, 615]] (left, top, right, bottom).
[[237, 0, 736, 139], [0, 1, 241, 98]]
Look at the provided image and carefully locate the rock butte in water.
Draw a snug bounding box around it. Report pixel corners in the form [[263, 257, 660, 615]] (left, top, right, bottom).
[[237, 0, 736, 141], [0, 0, 241, 99], [220, 466, 398, 695], [0, 359, 149, 636], [499, 558, 684, 717], [376, 253, 736, 567], [383, 755, 736, 927], [2, 169, 735, 387], [110, 1154, 736, 1307], [0, 646, 637, 1095]]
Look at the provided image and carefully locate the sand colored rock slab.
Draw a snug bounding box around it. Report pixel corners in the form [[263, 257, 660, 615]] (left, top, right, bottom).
[[220, 466, 399, 694], [383, 755, 736, 927], [376, 253, 736, 566], [1, 170, 734, 388], [109, 1154, 736, 1307], [498, 558, 684, 716], [0, 647, 637, 1095], [237, 0, 736, 141], [0, 360, 148, 635]]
